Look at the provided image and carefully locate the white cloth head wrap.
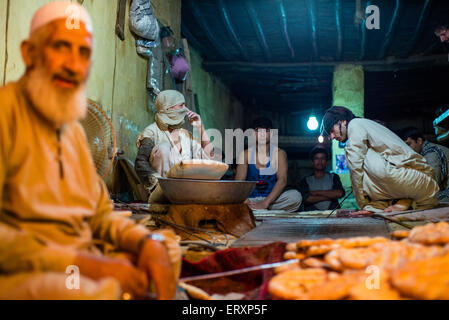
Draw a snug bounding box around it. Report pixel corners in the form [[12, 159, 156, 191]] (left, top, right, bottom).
[[155, 90, 187, 130], [30, 1, 93, 36]]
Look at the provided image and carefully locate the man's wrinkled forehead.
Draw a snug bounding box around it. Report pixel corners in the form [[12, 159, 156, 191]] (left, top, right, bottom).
[[48, 19, 93, 44]]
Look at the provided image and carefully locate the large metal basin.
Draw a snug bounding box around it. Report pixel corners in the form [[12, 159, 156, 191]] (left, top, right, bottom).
[[158, 177, 256, 205]]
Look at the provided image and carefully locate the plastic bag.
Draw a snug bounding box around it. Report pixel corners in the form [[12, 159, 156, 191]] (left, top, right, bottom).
[[136, 37, 159, 58], [147, 45, 164, 96], [130, 0, 160, 41], [169, 50, 190, 82]]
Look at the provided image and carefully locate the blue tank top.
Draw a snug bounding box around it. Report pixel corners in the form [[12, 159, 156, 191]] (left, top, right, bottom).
[[246, 145, 277, 198]]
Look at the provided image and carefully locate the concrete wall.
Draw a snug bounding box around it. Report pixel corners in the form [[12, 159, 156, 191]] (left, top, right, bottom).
[[332, 64, 365, 209], [0, 0, 181, 187], [189, 47, 245, 154], [0, 0, 244, 190], [0, 0, 7, 85]]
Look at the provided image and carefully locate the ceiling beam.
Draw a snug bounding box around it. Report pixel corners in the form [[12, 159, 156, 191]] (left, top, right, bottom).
[[278, 0, 295, 60], [203, 54, 449, 73], [218, 72, 316, 82], [407, 0, 431, 56], [224, 85, 331, 97], [366, 95, 447, 103], [181, 22, 209, 57], [306, 0, 319, 58], [212, 68, 333, 78], [335, 0, 343, 61], [245, 0, 272, 61], [281, 91, 332, 98], [218, 0, 249, 61], [359, 0, 371, 60], [378, 0, 401, 59], [424, 40, 441, 54], [189, 1, 231, 60]]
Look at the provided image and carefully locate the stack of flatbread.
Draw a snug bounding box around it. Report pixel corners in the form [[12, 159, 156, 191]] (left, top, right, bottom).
[[149, 160, 229, 204], [269, 221, 449, 300], [166, 159, 229, 180]]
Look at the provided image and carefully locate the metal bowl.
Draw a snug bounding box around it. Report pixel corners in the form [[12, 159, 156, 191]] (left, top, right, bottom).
[[158, 177, 256, 205]]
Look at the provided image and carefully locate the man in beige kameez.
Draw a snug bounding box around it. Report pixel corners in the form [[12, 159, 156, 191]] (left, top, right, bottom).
[[321, 106, 439, 215], [0, 2, 180, 300]]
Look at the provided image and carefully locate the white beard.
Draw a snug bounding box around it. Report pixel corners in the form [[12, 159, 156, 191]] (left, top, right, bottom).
[[25, 66, 87, 128]]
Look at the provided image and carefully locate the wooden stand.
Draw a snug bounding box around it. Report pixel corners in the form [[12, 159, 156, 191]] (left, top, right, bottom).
[[158, 203, 256, 239]]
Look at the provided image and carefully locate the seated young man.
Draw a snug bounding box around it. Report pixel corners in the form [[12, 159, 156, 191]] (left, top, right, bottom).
[[399, 127, 449, 202], [235, 118, 302, 213], [297, 145, 345, 211], [434, 16, 449, 44]]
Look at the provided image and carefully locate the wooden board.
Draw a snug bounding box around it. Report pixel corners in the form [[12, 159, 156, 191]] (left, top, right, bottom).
[[0, 0, 8, 86], [231, 217, 390, 248]]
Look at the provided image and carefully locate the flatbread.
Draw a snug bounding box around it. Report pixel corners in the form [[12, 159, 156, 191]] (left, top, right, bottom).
[[179, 282, 212, 300], [408, 221, 449, 245], [166, 159, 229, 180], [391, 253, 449, 299], [268, 268, 328, 300]]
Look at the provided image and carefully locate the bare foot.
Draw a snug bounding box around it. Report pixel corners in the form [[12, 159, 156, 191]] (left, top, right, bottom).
[[384, 204, 409, 213]]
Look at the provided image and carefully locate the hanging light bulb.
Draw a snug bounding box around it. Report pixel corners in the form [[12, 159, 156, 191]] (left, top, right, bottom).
[[307, 116, 319, 131], [318, 135, 324, 143]]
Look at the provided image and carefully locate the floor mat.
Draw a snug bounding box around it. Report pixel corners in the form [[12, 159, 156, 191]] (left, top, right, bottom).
[[232, 217, 390, 248]]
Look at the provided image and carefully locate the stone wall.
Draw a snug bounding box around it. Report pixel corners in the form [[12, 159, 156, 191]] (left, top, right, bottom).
[[189, 47, 245, 156], [332, 64, 365, 209], [0, 0, 245, 191]]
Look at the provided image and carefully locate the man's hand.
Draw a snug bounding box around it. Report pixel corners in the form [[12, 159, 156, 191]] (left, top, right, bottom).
[[143, 175, 158, 194], [186, 110, 202, 128], [248, 199, 270, 210], [310, 190, 329, 197], [74, 253, 148, 299], [137, 239, 177, 300]]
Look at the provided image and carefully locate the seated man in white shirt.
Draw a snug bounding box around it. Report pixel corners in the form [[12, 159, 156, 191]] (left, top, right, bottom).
[[297, 145, 345, 211]]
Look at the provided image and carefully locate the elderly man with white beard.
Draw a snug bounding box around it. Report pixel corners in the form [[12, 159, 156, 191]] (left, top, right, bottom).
[[0, 2, 181, 300]]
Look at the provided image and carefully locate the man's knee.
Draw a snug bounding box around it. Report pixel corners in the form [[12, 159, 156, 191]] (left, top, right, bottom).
[[271, 189, 302, 212], [285, 189, 302, 211]]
